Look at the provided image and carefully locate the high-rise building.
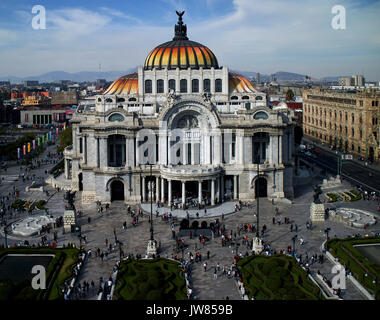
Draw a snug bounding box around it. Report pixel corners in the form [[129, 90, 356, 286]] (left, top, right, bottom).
[[256, 73, 261, 84], [353, 75, 365, 86], [339, 77, 354, 86]]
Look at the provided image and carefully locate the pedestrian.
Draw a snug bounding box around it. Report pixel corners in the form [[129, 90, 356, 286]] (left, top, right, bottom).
[[88, 217, 91, 224], [272, 217, 275, 224], [213, 267, 217, 279], [203, 262, 207, 272], [207, 250, 210, 259], [290, 224, 293, 232]]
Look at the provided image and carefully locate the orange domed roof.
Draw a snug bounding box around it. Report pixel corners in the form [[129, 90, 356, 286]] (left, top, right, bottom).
[[103, 72, 138, 95], [144, 40, 219, 70], [144, 11, 219, 70], [229, 72, 258, 94]]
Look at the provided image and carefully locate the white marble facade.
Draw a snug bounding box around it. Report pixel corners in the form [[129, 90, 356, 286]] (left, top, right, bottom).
[[63, 16, 295, 205]]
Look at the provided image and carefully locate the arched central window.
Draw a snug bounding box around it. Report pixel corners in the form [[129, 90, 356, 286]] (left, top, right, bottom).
[[157, 79, 164, 93], [192, 79, 199, 93], [180, 79, 187, 93], [203, 79, 210, 93], [145, 80, 152, 94], [169, 79, 176, 91]]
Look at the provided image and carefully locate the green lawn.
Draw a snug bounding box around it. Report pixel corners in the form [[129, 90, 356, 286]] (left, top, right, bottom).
[[326, 237, 380, 299], [0, 247, 79, 300], [113, 258, 187, 300], [237, 255, 323, 300]]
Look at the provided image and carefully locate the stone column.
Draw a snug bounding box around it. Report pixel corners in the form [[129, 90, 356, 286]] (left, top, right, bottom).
[[198, 180, 202, 204], [161, 178, 165, 202], [221, 175, 224, 202], [83, 135, 87, 164], [168, 180, 172, 206], [279, 135, 283, 165], [142, 176, 146, 202], [211, 179, 215, 206], [268, 135, 273, 165], [99, 137, 108, 168], [95, 137, 99, 168], [182, 181, 186, 208], [156, 176, 160, 202], [64, 159, 69, 179], [234, 175, 238, 199]]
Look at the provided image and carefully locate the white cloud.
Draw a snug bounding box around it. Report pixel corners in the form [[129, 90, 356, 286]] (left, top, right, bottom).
[[1, 0, 379, 80]]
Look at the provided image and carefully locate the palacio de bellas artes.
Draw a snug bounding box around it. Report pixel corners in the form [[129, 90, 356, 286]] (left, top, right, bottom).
[[62, 13, 296, 208]]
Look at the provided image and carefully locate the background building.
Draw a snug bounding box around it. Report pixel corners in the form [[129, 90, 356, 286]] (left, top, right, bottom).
[[302, 88, 380, 162]]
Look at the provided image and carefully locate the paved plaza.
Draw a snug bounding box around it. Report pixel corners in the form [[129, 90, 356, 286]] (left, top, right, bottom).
[[0, 143, 380, 300]]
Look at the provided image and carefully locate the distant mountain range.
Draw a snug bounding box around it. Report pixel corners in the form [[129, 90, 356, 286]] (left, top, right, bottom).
[[0, 68, 138, 83], [1, 68, 340, 83]]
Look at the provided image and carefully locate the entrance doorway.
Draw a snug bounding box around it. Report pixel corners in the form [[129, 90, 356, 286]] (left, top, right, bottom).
[[111, 180, 124, 201], [255, 177, 267, 198]]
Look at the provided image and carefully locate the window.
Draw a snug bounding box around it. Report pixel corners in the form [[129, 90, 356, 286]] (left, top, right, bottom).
[[215, 78, 222, 92], [128, 97, 136, 102], [192, 79, 199, 93], [254, 111, 269, 120], [232, 133, 236, 158], [255, 96, 263, 100], [157, 79, 164, 93], [117, 97, 125, 102], [242, 96, 250, 100], [203, 79, 210, 92], [105, 98, 112, 103], [108, 113, 125, 122], [245, 103, 251, 110], [145, 80, 152, 93], [180, 79, 187, 93], [169, 79, 175, 91], [231, 96, 238, 100]]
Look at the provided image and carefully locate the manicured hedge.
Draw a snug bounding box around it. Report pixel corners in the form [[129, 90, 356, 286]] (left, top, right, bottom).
[[237, 255, 323, 300], [113, 258, 187, 300]]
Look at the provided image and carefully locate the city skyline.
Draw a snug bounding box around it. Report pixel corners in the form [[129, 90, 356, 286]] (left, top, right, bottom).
[[0, 0, 379, 81]]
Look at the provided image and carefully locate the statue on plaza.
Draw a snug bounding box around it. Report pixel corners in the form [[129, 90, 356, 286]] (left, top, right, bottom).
[[313, 185, 322, 204]]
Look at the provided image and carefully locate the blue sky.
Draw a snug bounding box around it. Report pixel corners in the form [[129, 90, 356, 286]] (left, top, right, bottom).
[[0, 0, 379, 80]]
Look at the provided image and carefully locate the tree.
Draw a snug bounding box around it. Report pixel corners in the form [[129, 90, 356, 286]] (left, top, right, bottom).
[[57, 127, 72, 153], [286, 89, 295, 101]]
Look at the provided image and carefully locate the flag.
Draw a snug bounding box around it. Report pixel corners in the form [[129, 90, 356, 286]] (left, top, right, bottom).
[[37, 137, 40, 146], [42, 136, 45, 144], [23, 145, 26, 155], [17, 148, 20, 159], [49, 131, 52, 140], [33, 140, 36, 150], [56, 128, 59, 135], [28, 143, 30, 153]]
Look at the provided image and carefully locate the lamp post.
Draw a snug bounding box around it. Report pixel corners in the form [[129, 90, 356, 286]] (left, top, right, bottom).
[[292, 235, 298, 256], [325, 227, 331, 240], [256, 156, 260, 237], [113, 227, 118, 244], [146, 162, 154, 241]]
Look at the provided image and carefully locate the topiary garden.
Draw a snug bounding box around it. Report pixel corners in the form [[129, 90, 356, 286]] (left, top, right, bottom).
[[113, 258, 187, 300], [237, 255, 323, 300]]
